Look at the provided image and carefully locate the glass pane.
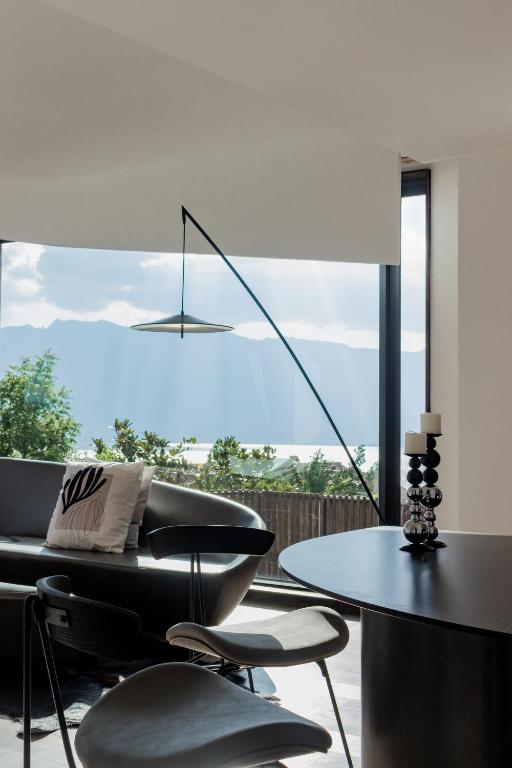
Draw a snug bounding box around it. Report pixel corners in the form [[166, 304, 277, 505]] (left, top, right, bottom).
[[400, 194, 427, 518], [0, 241, 380, 580]]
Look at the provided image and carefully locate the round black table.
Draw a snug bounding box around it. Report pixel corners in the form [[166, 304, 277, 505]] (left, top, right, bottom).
[[279, 526, 512, 768]]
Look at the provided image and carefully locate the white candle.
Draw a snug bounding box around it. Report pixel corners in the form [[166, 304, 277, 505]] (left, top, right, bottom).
[[404, 432, 427, 455], [420, 412, 442, 434]]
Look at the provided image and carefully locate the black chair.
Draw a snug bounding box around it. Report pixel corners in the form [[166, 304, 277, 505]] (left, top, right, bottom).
[[23, 574, 332, 768], [148, 524, 354, 767]]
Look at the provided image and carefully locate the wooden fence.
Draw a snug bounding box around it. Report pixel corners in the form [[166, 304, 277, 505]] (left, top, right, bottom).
[[219, 490, 379, 580]]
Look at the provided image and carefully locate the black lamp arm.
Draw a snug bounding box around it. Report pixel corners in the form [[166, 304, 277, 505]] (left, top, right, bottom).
[[180, 206, 186, 316], [181, 206, 384, 525]]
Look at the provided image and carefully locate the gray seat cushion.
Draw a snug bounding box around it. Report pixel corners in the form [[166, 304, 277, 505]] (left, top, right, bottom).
[[76, 662, 331, 768], [0, 536, 233, 573], [166, 606, 349, 666]]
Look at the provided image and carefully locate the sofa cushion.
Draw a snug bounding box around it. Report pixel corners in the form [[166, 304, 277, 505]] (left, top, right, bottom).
[[0, 458, 65, 538], [0, 536, 235, 574], [45, 461, 144, 553], [0, 535, 252, 637], [125, 465, 156, 549]]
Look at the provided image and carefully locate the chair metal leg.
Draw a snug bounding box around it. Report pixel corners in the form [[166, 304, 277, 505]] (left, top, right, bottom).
[[196, 555, 206, 626], [317, 659, 353, 768], [189, 554, 196, 624], [247, 667, 255, 693], [34, 607, 77, 768], [23, 595, 35, 768]]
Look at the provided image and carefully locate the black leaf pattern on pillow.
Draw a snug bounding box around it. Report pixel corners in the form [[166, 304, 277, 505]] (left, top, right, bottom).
[[61, 466, 107, 513]]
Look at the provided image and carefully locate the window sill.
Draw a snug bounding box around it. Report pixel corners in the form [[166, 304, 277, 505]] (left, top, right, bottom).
[[246, 579, 359, 616]]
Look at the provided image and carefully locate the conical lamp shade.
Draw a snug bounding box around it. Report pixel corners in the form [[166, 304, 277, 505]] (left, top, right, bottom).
[[131, 312, 233, 334]]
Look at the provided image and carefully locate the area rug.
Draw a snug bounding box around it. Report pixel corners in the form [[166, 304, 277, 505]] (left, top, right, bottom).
[[0, 659, 278, 736]]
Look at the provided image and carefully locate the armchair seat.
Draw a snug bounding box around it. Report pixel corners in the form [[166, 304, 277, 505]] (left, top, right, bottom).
[[166, 606, 349, 666], [0, 536, 233, 572], [0, 536, 242, 643]]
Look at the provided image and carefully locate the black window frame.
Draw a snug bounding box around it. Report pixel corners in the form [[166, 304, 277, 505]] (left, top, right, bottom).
[[379, 168, 431, 525]]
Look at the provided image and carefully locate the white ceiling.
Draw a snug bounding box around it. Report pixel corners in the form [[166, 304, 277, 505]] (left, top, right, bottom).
[[0, 0, 400, 260], [7, 0, 509, 257], [1, 0, 303, 180], [41, 0, 512, 162]]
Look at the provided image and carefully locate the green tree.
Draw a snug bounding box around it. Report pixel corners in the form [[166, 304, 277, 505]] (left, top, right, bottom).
[[193, 436, 248, 492], [0, 350, 80, 461], [294, 450, 332, 494], [195, 437, 302, 493], [324, 446, 379, 496], [93, 418, 197, 484], [92, 419, 378, 499]]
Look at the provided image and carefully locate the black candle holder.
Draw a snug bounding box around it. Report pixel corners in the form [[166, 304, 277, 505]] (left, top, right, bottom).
[[421, 434, 446, 548], [400, 453, 430, 552]]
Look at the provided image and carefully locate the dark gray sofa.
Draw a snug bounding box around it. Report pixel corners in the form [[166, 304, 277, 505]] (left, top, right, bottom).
[[0, 458, 265, 647]]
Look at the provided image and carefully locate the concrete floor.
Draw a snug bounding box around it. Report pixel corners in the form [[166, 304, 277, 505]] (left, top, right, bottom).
[[0, 601, 361, 767]]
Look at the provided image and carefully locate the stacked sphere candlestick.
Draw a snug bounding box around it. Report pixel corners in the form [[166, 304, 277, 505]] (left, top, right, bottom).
[[401, 432, 429, 551], [420, 413, 446, 548]]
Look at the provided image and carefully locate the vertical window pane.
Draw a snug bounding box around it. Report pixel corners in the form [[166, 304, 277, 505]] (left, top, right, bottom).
[[401, 193, 427, 503]]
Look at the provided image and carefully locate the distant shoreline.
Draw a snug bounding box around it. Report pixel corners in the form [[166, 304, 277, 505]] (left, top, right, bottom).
[[77, 441, 413, 486], [180, 443, 379, 469]]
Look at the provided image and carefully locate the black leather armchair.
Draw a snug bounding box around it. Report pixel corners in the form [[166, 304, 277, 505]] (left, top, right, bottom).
[[0, 458, 265, 646]]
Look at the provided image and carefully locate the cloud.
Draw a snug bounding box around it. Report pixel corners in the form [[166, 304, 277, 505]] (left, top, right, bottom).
[[1, 242, 44, 275], [234, 321, 377, 347], [234, 321, 425, 352], [1, 203, 427, 347], [0, 297, 164, 329], [2, 242, 382, 328], [36, 247, 178, 312]]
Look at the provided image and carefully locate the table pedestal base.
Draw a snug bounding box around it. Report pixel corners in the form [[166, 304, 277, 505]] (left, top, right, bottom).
[[361, 609, 512, 768]]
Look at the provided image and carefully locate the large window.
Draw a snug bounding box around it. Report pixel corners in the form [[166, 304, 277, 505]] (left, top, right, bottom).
[[0, 242, 382, 578], [0, 171, 429, 580]]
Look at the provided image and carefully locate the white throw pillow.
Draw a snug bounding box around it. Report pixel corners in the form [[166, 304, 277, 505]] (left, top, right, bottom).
[[45, 461, 144, 553], [124, 465, 156, 549]]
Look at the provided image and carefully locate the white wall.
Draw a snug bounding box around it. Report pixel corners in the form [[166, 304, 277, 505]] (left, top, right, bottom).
[[431, 149, 512, 534]]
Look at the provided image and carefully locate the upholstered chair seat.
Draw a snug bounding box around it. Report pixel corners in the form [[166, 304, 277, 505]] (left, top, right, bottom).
[[166, 605, 349, 666], [76, 662, 331, 768]]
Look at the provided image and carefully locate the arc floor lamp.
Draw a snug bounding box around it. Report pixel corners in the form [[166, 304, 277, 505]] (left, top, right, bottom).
[[132, 205, 383, 524]]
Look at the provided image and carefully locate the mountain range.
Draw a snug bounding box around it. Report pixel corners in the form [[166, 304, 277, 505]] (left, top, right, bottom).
[[0, 320, 424, 450]]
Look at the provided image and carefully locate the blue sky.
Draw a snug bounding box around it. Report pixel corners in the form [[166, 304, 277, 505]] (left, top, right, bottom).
[[0, 196, 425, 352]]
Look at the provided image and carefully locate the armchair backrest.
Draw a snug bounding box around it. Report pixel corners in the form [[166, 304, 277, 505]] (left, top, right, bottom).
[[141, 480, 265, 540], [147, 525, 275, 559], [24, 576, 141, 768], [0, 457, 64, 537], [35, 574, 140, 658], [0, 458, 265, 541]]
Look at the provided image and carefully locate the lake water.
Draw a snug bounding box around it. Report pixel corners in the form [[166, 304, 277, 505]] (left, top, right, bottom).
[[80, 441, 411, 486], [182, 442, 378, 468]]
